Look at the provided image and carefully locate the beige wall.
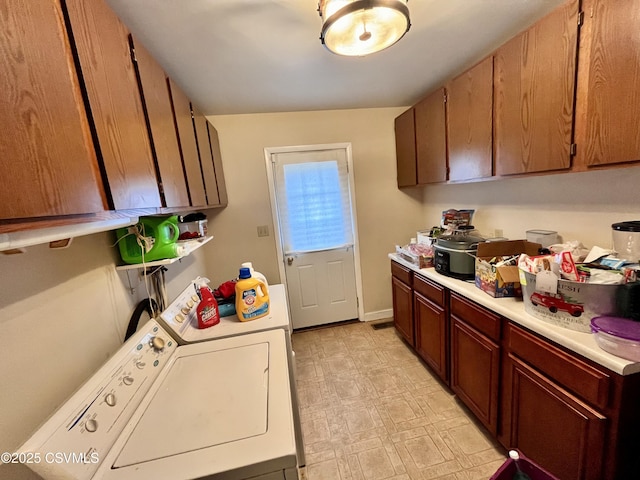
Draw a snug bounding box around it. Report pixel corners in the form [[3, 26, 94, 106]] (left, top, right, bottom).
[[422, 166, 640, 247], [206, 108, 426, 316]]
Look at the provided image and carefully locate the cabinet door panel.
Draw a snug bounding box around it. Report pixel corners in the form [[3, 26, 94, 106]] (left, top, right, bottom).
[[575, 0, 640, 167], [192, 107, 220, 206], [415, 88, 447, 184], [494, 0, 578, 175], [415, 292, 448, 383], [447, 57, 493, 181], [65, 0, 161, 210], [392, 277, 414, 346], [503, 354, 606, 480], [168, 79, 206, 207], [132, 37, 189, 208], [394, 108, 417, 187], [451, 316, 500, 434], [207, 122, 228, 206], [0, 0, 105, 219]]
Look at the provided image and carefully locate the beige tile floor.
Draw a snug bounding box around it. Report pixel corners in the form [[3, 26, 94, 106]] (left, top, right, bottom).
[[292, 320, 507, 480]]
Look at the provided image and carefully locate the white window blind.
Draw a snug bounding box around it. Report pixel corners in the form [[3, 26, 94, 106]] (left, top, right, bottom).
[[273, 149, 353, 254]]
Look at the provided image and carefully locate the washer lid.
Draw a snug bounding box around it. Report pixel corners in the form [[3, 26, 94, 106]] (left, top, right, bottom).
[[113, 342, 269, 467]]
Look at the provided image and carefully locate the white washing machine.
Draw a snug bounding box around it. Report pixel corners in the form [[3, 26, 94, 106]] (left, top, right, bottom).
[[157, 280, 305, 467], [18, 321, 298, 480]]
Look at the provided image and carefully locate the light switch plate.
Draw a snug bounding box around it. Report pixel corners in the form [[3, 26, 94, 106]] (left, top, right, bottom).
[[257, 225, 269, 237]]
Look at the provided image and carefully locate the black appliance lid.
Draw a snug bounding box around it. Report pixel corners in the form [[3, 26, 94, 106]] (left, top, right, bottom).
[[612, 221, 640, 232]]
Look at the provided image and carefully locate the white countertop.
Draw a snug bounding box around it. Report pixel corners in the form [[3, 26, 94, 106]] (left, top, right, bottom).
[[389, 253, 640, 376]]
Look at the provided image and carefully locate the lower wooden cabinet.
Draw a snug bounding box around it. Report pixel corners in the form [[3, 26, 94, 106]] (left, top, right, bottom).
[[391, 262, 414, 346], [414, 274, 448, 384], [450, 294, 501, 434], [415, 292, 448, 383], [501, 352, 606, 480], [389, 261, 640, 479]]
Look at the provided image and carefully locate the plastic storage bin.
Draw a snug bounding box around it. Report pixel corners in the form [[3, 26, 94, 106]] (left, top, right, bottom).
[[591, 316, 640, 361], [491, 451, 558, 480], [526, 230, 559, 248]]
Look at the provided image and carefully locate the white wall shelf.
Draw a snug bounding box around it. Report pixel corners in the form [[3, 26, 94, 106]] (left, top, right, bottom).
[[115, 236, 213, 271]]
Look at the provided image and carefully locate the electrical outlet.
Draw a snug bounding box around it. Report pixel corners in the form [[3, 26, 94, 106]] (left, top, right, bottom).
[[257, 225, 269, 237], [494, 229, 504, 238]]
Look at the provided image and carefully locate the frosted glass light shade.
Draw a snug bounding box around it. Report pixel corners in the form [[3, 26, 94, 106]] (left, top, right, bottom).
[[319, 0, 410, 56]]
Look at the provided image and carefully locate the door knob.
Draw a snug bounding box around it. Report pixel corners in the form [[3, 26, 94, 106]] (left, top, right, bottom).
[[287, 257, 294, 266]]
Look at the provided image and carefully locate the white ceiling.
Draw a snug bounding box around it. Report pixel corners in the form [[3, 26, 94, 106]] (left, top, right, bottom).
[[106, 0, 565, 116]]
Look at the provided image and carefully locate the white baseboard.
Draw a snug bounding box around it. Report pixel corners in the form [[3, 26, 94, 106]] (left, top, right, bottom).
[[363, 309, 393, 322]]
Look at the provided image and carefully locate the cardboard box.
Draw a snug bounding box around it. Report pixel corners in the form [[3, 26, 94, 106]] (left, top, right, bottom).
[[475, 240, 541, 297]]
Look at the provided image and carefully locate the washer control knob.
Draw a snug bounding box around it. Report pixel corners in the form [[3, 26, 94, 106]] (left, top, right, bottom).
[[105, 393, 116, 407], [191, 295, 200, 303], [122, 376, 134, 386], [186, 300, 194, 308], [181, 307, 190, 315], [150, 336, 165, 352], [135, 361, 146, 369], [175, 313, 185, 323], [85, 419, 98, 433]]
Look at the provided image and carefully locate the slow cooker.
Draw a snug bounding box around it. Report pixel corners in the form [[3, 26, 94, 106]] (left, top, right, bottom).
[[434, 230, 485, 280]]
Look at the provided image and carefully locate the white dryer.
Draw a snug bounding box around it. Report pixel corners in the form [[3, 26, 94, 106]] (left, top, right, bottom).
[[157, 280, 305, 467], [19, 321, 298, 480]]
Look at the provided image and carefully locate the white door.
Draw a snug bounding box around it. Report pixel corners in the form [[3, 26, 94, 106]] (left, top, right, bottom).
[[267, 145, 360, 329]]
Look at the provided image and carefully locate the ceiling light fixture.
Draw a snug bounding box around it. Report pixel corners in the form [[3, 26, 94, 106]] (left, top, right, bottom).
[[318, 0, 411, 57]]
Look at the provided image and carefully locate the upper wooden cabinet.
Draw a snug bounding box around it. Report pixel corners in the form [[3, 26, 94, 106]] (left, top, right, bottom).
[[207, 122, 228, 206], [447, 57, 494, 181], [131, 36, 190, 209], [415, 87, 448, 184], [192, 107, 228, 207], [394, 108, 417, 187], [574, 0, 640, 168], [494, 0, 579, 176], [65, 0, 161, 210], [0, 0, 106, 220], [168, 79, 207, 207]]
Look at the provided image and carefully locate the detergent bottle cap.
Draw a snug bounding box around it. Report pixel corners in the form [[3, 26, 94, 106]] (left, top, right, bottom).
[[239, 267, 252, 279]]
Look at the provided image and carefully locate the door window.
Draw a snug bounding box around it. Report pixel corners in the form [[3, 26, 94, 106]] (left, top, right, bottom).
[[274, 150, 353, 254]]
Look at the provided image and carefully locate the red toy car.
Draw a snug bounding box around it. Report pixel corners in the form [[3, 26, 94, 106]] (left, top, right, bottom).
[[530, 292, 584, 317]]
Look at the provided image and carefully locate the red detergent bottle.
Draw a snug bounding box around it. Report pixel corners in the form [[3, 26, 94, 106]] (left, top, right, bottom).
[[197, 284, 220, 329]]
